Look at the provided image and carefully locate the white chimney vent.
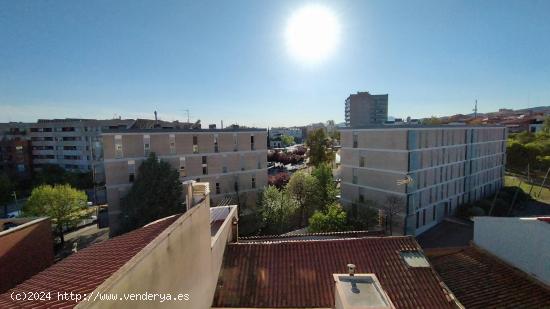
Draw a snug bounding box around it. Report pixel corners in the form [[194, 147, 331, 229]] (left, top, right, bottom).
[[333, 273, 395, 309]]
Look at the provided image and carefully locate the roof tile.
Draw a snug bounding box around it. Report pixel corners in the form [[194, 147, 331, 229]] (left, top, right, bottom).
[[213, 236, 457, 308], [0, 215, 179, 308]]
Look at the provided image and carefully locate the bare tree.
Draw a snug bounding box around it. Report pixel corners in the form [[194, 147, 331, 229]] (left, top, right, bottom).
[[383, 195, 403, 235]]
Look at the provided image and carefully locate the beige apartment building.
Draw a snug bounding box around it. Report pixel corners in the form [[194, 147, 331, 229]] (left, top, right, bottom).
[[340, 125, 506, 235], [102, 128, 267, 234], [345, 92, 388, 127]]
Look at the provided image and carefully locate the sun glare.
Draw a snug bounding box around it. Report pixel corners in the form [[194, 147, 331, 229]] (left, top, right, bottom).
[[285, 4, 340, 64]]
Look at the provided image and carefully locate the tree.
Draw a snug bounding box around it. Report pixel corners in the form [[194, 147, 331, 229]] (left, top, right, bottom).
[[268, 172, 290, 189], [347, 200, 379, 230], [308, 203, 347, 233], [281, 134, 295, 147], [0, 173, 14, 217], [33, 164, 94, 190], [311, 163, 338, 211], [118, 153, 183, 235], [383, 195, 403, 235], [306, 128, 334, 167], [260, 186, 298, 234], [285, 171, 320, 226], [24, 184, 89, 245]]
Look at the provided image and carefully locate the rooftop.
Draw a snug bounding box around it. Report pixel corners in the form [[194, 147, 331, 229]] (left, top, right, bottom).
[[213, 236, 459, 308], [339, 124, 506, 130], [427, 246, 550, 308], [103, 126, 267, 134], [0, 214, 179, 308]]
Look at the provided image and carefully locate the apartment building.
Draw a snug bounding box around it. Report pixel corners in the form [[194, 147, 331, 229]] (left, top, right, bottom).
[[345, 92, 388, 127], [102, 128, 268, 234], [29, 119, 134, 179], [340, 125, 506, 235]]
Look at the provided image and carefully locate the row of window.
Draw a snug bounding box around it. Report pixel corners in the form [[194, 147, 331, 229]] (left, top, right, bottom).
[[31, 136, 84, 142], [32, 154, 91, 161], [115, 134, 258, 159]]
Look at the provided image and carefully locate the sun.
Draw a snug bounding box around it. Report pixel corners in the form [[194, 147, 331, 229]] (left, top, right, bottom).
[[285, 4, 340, 64]]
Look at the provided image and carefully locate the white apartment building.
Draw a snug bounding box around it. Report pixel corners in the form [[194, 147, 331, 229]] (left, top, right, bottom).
[[101, 128, 268, 234], [340, 125, 507, 235]]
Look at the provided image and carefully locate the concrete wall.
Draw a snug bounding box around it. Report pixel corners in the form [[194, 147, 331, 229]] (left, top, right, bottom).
[[79, 198, 237, 309], [0, 217, 54, 293], [473, 216, 550, 285]]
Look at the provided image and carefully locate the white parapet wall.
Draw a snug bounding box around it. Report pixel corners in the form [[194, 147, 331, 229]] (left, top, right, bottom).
[[473, 216, 550, 285]]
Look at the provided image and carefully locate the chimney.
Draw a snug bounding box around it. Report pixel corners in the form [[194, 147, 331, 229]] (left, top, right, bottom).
[[333, 270, 395, 309]]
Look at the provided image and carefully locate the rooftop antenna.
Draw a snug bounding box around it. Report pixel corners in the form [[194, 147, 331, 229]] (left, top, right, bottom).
[[473, 100, 478, 118], [183, 109, 190, 123]]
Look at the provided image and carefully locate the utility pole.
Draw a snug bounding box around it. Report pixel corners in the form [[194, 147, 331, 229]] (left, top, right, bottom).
[[183, 109, 190, 123], [538, 167, 550, 198]]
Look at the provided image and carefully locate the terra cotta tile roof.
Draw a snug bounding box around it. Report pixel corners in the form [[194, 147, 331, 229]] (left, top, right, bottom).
[[213, 236, 459, 308], [427, 246, 550, 309], [0, 215, 179, 309]]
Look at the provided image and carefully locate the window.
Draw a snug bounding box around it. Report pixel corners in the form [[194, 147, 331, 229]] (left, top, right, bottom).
[[353, 133, 358, 148], [169, 134, 176, 154], [115, 135, 123, 158], [251, 135, 255, 150], [359, 194, 364, 203], [202, 156, 208, 174], [234, 181, 239, 191], [416, 212, 420, 229], [216, 183, 220, 194], [422, 209, 426, 226], [233, 134, 238, 151], [214, 134, 219, 153], [251, 177, 256, 188], [193, 136, 198, 154], [359, 156, 365, 167], [143, 135, 151, 156], [128, 160, 135, 183], [179, 157, 186, 177], [432, 205, 436, 221], [352, 169, 358, 184]]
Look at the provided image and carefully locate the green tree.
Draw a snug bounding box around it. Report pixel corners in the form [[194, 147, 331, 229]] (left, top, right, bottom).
[[280, 134, 295, 147], [0, 173, 14, 217], [306, 128, 334, 167], [311, 163, 338, 211], [347, 200, 379, 230], [33, 165, 94, 190], [285, 171, 320, 226], [308, 203, 347, 233], [118, 153, 183, 235], [260, 186, 298, 234], [24, 184, 89, 245]]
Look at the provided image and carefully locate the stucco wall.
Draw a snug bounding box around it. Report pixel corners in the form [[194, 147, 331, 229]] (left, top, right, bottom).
[[79, 199, 236, 309], [473, 216, 550, 285], [0, 218, 54, 293]]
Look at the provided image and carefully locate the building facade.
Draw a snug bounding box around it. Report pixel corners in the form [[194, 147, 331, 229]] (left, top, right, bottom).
[[340, 125, 506, 235], [101, 128, 267, 234], [345, 92, 388, 127], [28, 119, 134, 179]]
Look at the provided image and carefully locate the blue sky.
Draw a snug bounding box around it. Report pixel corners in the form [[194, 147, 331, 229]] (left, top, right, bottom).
[[1, 0, 549, 127]]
